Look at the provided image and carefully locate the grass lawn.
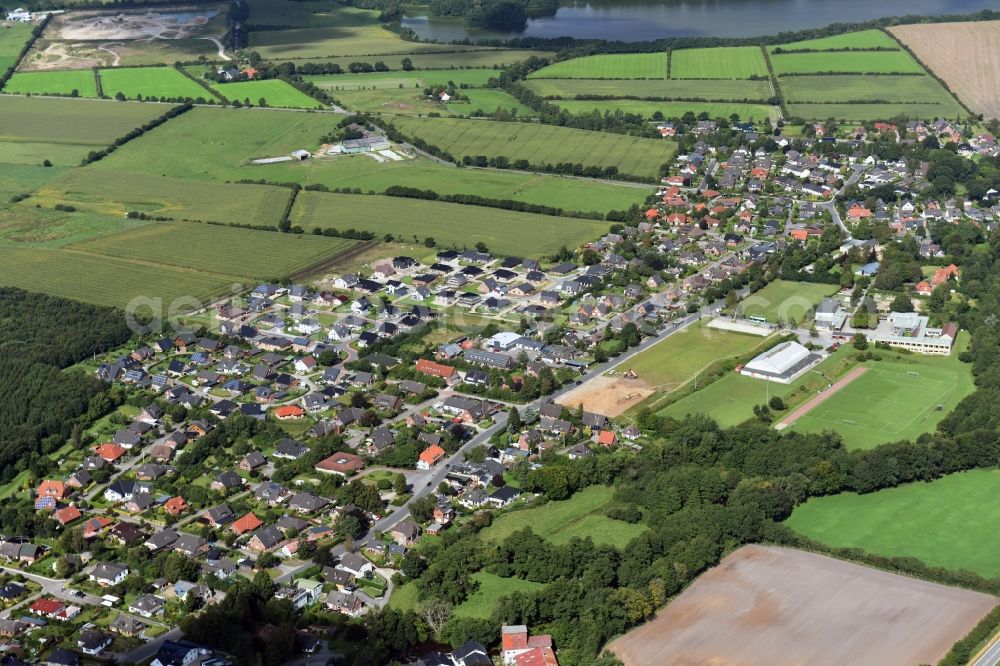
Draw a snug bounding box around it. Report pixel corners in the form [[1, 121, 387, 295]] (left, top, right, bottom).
[[99, 67, 215, 100], [3, 69, 99, 97], [329, 85, 445, 115], [387, 581, 419, 611], [528, 53, 666, 79], [481, 485, 647, 549], [291, 190, 609, 258], [447, 89, 535, 117], [768, 29, 900, 52], [0, 206, 149, 248], [623, 320, 769, 391], [659, 345, 858, 427], [32, 169, 293, 227], [453, 572, 546, 618], [670, 46, 768, 79], [784, 101, 966, 121], [779, 74, 962, 106], [210, 79, 323, 108], [0, 22, 33, 73], [523, 77, 772, 101], [785, 332, 974, 450], [737, 279, 840, 324], [390, 116, 677, 180], [785, 469, 1000, 577], [67, 219, 358, 281], [305, 68, 498, 91], [554, 99, 777, 122], [770, 50, 926, 75]]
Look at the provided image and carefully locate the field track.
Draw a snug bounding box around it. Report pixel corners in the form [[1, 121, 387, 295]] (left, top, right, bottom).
[[776, 365, 867, 428]]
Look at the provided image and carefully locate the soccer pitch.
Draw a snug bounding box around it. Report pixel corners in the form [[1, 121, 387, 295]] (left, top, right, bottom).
[[786, 344, 973, 450]]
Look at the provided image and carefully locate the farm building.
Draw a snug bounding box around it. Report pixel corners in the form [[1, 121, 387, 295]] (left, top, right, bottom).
[[868, 313, 958, 355], [336, 136, 391, 154], [740, 341, 822, 384]]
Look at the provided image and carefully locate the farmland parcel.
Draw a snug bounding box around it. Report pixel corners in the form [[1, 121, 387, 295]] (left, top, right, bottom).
[[389, 116, 676, 179], [786, 469, 1000, 578], [890, 21, 1000, 117], [3, 69, 99, 97], [670, 46, 768, 79], [608, 545, 997, 666], [527, 53, 666, 79], [99, 66, 215, 100], [290, 191, 609, 258]]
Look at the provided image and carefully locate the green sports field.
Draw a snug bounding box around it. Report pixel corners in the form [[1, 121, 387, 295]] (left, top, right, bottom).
[[389, 116, 677, 179], [670, 46, 769, 79], [658, 345, 858, 427], [738, 280, 840, 324], [0, 22, 33, 73], [768, 29, 900, 52], [3, 69, 98, 97], [785, 101, 965, 121], [67, 220, 357, 281], [785, 469, 1000, 577], [623, 320, 770, 391], [786, 333, 974, 450], [33, 169, 292, 227], [769, 50, 925, 74], [523, 78, 772, 101], [527, 53, 666, 79], [481, 486, 647, 549], [210, 79, 322, 108], [447, 89, 535, 117], [554, 99, 777, 122], [99, 67, 215, 100], [291, 191, 609, 258]]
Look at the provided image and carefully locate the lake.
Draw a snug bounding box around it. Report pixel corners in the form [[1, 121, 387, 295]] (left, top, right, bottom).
[[402, 0, 998, 42]]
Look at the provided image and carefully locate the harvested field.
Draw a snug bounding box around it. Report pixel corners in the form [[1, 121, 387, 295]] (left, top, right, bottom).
[[608, 544, 997, 666], [890, 21, 1000, 117], [556, 374, 653, 418]]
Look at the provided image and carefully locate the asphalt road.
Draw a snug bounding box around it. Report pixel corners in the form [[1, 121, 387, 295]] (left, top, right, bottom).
[[972, 635, 1000, 666]]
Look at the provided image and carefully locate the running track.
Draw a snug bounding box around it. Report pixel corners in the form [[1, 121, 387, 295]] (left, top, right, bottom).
[[776, 366, 868, 429]]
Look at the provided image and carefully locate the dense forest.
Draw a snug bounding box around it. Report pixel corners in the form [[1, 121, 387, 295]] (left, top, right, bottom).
[[0, 288, 132, 483]]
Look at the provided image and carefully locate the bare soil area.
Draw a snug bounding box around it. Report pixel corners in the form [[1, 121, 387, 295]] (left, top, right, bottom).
[[556, 374, 653, 417], [609, 545, 996, 666], [890, 21, 1000, 117]]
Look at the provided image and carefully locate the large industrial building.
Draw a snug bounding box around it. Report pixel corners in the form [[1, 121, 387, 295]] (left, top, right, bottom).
[[739, 341, 823, 384]]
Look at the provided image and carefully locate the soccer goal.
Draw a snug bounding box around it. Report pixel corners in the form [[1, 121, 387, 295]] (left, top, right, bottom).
[[906, 371, 920, 377]]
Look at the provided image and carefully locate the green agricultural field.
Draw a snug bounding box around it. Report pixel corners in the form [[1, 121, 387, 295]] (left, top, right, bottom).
[[210, 79, 322, 108], [779, 74, 961, 105], [0, 245, 241, 309], [245, 0, 377, 28], [554, 99, 777, 122], [454, 573, 547, 619], [32, 170, 292, 227], [0, 205, 148, 248], [671, 46, 768, 79], [68, 220, 358, 281], [291, 191, 609, 258], [0, 22, 33, 73], [770, 50, 925, 74], [0, 141, 93, 166], [785, 469, 1000, 577], [785, 335, 974, 450], [481, 486, 647, 549], [0, 164, 67, 203], [3, 69, 98, 97], [768, 29, 900, 52], [738, 280, 840, 324], [389, 116, 676, 179], [84, 107, 643, 214], [785, 101, 965, 121], [528, 53, 666, 79], [99, 67, 214, 100], [305, 68, 498, 91], [659, 345, 858, 427], [297, 50, 552, 70], [248, 25, 473, 59], [523, 78, 773, 101], [623, 321, 771, 391], [447, 89, 535, 117], [0, 96, 167, 146]]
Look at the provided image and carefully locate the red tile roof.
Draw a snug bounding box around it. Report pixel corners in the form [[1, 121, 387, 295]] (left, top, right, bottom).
[[231, 512, 263, 535]]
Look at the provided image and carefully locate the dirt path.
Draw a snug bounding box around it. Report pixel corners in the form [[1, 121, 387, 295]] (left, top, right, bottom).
[[202, 36, 230, 61], [776, 365, 867, 429]]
